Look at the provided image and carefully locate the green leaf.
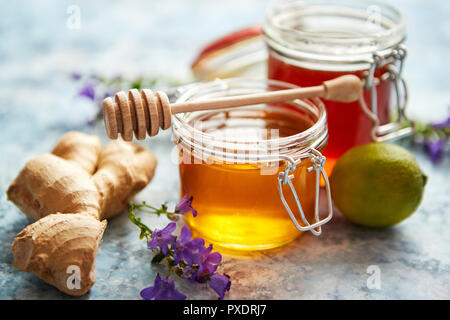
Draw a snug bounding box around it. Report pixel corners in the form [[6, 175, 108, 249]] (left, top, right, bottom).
[[130, 78, 142, 90], [174, 267, 183, 277], [151, 252, 166, 264]]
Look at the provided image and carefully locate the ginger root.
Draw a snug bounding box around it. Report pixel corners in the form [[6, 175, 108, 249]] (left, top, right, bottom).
[[93, 139, 157, 219], [7, 153, 101, 220], [12, 214, 106, 296], [51, 131, 102, 174], [7, 131, 157, 296]]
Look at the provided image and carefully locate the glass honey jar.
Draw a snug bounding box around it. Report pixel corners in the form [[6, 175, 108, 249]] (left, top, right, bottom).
[[171, 78, 333, 251], [264, 0, 413, 175]]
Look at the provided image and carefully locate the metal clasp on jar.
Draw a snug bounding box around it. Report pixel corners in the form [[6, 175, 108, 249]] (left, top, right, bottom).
[[361, 45, 413, 142], [277, 148, 333, 236]]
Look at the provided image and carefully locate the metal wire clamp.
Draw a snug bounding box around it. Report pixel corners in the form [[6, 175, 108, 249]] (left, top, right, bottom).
[[361, 45, 413, 142], [277, 148, 333, 236]]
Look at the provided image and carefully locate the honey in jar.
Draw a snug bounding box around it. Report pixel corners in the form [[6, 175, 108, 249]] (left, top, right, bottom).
[[264, 0, 411, 175], [172, 79, 332, 250]]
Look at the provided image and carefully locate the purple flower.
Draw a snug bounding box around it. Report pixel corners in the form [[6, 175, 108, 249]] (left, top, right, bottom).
[[173, 226, 205, 265], [424, 139, 445, 164], [180, 265, 199, 282], [140, 274, 186, 300], [197, 245, 222, 279], [432, 118, 450, 129], [147, 222, 176, 255], [71, 72, 82, 80], [431, 108, 450, 129], [176, 194, 197, 217], [77, 83, 95, 100], [208, 274, 231, 300]]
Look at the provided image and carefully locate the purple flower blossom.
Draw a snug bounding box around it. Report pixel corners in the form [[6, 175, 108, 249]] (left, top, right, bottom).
[[424, 139, 445, 164], [140, 274, 186, 300], [208, 274, 231, 300], [431, 107, 450, 129], [196, 245, 222, 279], [432, 118, 450, 129], [130, 198, 231, 300], [147, 222, 176, 255], [71, 72, 82, 80], [176, 194, 197, 217], [180, 265, 199, 282], [173, 226, 205, 265], [77, 83, 95, 100]]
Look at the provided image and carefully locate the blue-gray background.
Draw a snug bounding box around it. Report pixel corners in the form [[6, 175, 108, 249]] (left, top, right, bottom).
[[0, 0, 448, 299]]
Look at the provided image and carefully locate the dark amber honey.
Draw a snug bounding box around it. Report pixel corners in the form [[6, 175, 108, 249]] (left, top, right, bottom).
[[268, 53, 391, 175]]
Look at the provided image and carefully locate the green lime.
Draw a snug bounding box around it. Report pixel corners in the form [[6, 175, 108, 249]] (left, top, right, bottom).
[[329, 143, 427, 227]]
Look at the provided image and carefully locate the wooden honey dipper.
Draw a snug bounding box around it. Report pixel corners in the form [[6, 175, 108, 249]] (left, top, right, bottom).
[[102, 75, 362, 140]]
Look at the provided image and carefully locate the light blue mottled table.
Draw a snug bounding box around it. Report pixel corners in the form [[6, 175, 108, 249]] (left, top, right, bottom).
[[0, 0, 449, 299]]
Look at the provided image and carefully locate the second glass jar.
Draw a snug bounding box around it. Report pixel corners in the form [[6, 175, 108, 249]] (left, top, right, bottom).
[[264, 0, 409, 174]]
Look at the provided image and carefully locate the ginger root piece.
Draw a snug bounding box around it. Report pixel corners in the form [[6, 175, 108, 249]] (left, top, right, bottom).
[[7, 131, 157, 296], [93, 140, 157, 219], [7, 131, 103, 221], [51, 131, 102, 174], [12, 213, 107, 296], [7, 154, 101, 220]]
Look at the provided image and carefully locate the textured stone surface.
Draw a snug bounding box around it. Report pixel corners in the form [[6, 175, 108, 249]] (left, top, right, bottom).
[[0, 0, 449, 299]]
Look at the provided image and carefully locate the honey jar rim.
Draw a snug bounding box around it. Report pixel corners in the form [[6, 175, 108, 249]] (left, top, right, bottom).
[[171, 78, 328, 161]]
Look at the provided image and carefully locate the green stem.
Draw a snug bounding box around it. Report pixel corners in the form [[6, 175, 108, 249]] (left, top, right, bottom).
[[128, 201, 181, 242]]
